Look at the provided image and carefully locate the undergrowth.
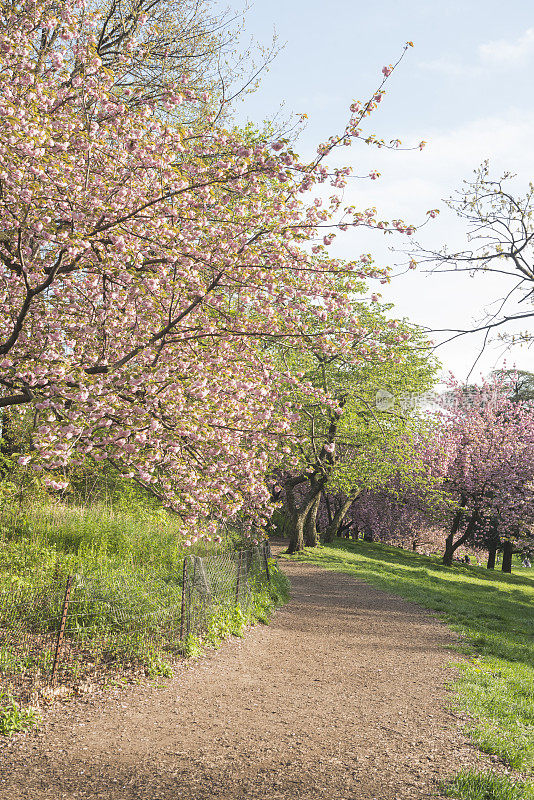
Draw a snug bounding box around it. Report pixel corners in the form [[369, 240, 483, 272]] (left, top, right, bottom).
[[0, 690, 40, 736], [0, 502, 207, 588], [0, 502, 289, 734]]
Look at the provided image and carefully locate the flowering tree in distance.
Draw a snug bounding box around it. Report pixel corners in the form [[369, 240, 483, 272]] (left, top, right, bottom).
[[320, 376, 534, 573], [0, 0, 425, 535], [434, 378, 534, 569]]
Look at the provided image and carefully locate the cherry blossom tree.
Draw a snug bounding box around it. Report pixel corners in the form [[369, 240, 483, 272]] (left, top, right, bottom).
[[426, 377, 534, 568], [0, 0, 424, 539], [39, 0, 278, 122], [321, 377, 534, 572]]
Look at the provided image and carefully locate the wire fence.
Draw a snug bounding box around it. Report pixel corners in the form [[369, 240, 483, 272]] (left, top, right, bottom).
[[0, 541, 271, 704]]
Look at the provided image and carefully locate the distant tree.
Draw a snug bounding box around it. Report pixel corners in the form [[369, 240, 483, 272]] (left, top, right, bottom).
[[412, 162, 534, 353], [493, 369, 534, 403], [434, 377, 534, 569], [268, 304, 438, 553]]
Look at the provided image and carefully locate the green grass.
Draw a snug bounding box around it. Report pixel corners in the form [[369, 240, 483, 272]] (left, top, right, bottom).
[[0, 502, 201, 587], [284, 539, 534, 797], [0, 502, 289, 727], [442, 770, 534, 800]]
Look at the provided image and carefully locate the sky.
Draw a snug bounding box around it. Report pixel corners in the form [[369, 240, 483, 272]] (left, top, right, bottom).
[[217, 0, 534, 382]]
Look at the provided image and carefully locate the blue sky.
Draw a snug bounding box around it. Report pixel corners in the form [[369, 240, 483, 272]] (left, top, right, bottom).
[[219, 0, 534, 381]]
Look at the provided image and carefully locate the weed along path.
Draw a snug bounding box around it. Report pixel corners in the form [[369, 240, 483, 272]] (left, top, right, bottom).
[[1, 553, 487, 800]]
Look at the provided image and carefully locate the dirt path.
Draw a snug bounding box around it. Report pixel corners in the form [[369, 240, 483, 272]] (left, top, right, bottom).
[[1, 552, 488, 800]]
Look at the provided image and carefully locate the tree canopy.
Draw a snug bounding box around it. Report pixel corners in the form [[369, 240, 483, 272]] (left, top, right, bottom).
[[0, 0, 424, 538]]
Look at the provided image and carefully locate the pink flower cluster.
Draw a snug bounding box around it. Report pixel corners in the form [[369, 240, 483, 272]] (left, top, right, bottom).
[[0, 2, 428, 538]]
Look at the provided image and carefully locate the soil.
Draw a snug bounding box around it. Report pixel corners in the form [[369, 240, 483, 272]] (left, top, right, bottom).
[[0, 545, 492, 800]]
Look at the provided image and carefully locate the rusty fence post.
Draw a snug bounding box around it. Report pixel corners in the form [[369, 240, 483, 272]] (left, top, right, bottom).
[[235, 551, 243, 604], [180, 556, 188, 641], [51, 574, 73, 687]]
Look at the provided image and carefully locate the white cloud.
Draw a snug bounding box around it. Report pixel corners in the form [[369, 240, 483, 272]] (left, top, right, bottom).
[[325, 112, 534, 380], [419, 56, 480, 78], [420, 28, 534, 77], [478, 28, 534, 66], [329, 110, 534, 224]]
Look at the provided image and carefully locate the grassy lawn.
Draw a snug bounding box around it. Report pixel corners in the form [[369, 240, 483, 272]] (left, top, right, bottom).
[[282, 539, 534, 800]]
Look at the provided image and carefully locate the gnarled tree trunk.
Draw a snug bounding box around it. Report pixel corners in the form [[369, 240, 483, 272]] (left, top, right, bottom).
[[443, 503, 479, 567], [501, 539, 513, 573], [443, 496, 468, 566], [285, 479, 324, 554], [322, 496, 356, 544]]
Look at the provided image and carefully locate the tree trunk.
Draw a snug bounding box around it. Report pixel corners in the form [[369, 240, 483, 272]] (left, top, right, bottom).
[[443, 505, 478, 566], [443, 533, 455, 566], [285, 482, 323, 554], [322, 497, 355, 544], [486, 518, 500, 570], [363, 528, 374, 542], [303, 491, 321, 547], [442, 499, 468, 566], [287, 511, 305, 554], [486, 544, 497, 570], [324, 491, 334, 527], [501, 540, 513, 573]]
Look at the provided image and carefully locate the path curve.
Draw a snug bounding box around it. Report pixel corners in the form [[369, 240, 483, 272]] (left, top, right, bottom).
[[1, 553, 486, 799]]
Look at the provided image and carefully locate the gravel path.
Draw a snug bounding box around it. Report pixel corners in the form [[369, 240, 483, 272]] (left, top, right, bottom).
[[1, 551, 488, 799]]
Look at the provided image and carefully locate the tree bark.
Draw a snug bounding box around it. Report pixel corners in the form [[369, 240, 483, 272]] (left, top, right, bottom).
[[501, 540, 513, 573], [486, 518, 500, 570], [486, 544, 497, 570], [324, 491, 334, 527], [322, 496, 355, 544], [442, 498, 468, 566], [443, 533, 455, 566], [285, 481, 323, 554], [303, 491, 321, 547]]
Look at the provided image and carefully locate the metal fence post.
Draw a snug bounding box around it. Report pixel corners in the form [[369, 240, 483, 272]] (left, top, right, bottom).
[[180, 557, 188, 641], [262, 541, 271, 583], [235, 550, 243, 603], [189, 556, 196, 636], [50, 574, 73, 686]]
